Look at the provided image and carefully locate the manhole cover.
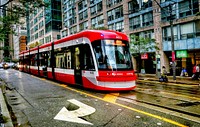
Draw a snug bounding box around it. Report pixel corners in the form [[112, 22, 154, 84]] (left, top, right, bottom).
[[176, 102, 200, 107]]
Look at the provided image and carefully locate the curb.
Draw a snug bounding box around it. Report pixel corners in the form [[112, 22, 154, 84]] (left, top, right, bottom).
[[137, 79, 200, 88], [0, 89, 13, 127]]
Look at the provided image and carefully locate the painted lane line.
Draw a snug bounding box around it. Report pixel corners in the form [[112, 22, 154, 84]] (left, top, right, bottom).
[[54, 99, 96, 125], [34, 76, 188, 127], [58, 84, 188, 127]]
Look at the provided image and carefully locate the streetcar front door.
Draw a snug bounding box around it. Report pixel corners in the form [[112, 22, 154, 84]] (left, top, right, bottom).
[[74, 46, 82, 85]]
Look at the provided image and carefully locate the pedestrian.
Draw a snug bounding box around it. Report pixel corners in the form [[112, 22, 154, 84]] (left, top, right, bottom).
[[180, 67, 188, 77], [192, 64, 197, 80], [159, 66, 168, 82], [196, 64, 199, 80]]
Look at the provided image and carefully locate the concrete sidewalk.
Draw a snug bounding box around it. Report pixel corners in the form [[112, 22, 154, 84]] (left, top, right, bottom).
[[0, 80, 13, 127], [137, 73, 200, 86]]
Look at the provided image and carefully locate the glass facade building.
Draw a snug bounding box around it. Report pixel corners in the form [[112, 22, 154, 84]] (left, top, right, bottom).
[[27, 0, 62, 47]]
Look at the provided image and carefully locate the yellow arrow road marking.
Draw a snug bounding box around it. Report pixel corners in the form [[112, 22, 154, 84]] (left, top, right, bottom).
[[58, 84, 188, 127], [103, 93, 119, 102]]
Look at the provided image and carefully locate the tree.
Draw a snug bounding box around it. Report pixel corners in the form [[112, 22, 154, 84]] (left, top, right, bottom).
[[0, 0, 48, 61], [129, 34, 159, 74]]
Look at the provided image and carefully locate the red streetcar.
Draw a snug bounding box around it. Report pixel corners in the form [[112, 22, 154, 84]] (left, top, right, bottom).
[[19, 30, 137, 91]]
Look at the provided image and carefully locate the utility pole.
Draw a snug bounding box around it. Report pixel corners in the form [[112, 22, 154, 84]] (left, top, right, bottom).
[[153, 0, 176, 80], [169, 4, 176, 80]]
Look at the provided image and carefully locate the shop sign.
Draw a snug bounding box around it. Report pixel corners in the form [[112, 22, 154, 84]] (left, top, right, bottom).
[[141, 53, 148, 59], [176, 50, 188, 58]]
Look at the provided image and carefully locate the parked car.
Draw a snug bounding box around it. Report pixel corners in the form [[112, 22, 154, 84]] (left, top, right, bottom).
[[3, 63, 9, 69], [0, 63, 3, 68]]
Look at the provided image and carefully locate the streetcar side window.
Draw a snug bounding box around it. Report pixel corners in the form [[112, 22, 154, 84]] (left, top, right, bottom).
[[82, 44, 95, 70], [30, 54, 36, 66], [55, 47, 72, 69], [39, 52, 48, 67]]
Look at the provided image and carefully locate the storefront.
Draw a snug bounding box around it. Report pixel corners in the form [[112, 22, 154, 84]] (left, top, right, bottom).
[[164, 50, 200, 76], [134, 53, 156, 74]]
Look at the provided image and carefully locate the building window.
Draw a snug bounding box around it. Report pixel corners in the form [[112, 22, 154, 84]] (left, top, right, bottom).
[[35, 33, 38, 39], [115, 21, 124, 32], [45, 35, 51, 43], [180, 22, 194, 39], [141, 0, 152, 9], [108, 21, 123, 32], [107, 10, 114, 21], [91, 14, 104, 28], [69, 26, 77, 35], [115, 6, 123, 19], [106, 0, 122, 8], [69, 17, 77, 26], [90, 6, 97, 16], [78, 0, 87, 11], [39, 30, 44, 37], [79, 10, 88, 21], [142, 12, 153, 27], [97, 2, 102, 12], [161, 4, 176, 21], [34, 17, 38, 24], [163, 26, 178, 41], [34, 25, 38, 32], [107, 6, 123, 22], [79, 21, 88, 31], [179, 0, 199, 18], [128, 0, 139, 13], [129, 16, 140, 30], [39, 21, 44, 29], [195, 20, 200, 37]]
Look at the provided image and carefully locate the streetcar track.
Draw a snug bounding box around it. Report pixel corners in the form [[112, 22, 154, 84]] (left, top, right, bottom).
[[108, 92, 200, 119], [136, 87, 200, 100], [136, 82, 200, 96]]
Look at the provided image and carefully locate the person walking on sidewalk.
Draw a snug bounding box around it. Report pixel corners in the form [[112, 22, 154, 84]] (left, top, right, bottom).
[[196, 64, 199, 80], [180, 67, 188, 77]]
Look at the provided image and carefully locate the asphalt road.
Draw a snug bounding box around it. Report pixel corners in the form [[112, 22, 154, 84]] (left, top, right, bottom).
[[0, 69, 200, 127]]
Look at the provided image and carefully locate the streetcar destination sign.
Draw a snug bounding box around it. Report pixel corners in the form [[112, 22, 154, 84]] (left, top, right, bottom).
[[54, 99, 96, 125]]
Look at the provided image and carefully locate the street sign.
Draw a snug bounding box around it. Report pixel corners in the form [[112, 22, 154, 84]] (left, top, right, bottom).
[[172, 51, 175, 61], [54, 99, 96, 125], [141, 53, 148, 59], [176, 50, 187, 58]]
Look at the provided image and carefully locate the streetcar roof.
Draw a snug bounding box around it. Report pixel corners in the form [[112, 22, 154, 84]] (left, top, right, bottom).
[[54, 30, 128, 45], [19, 30, 128, 54]]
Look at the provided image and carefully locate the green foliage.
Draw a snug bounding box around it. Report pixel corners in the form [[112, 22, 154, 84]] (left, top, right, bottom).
[[0, 114, 8, 123], [196, 12, 200, 16], [129, 34, 159, 56], [0, 0, 47, 58], [3, 56, 11, 62]]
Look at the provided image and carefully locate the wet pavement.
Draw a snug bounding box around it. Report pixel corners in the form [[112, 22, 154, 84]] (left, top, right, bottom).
[[0, 69, 200, 127]]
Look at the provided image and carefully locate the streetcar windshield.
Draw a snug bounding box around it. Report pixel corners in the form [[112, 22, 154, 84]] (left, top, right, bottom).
[[92, 39, 133, 70]]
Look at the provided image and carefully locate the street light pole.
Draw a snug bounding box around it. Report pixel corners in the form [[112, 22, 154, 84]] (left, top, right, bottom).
[[169, 4, 176, 80], [153, 0, 176, 80]]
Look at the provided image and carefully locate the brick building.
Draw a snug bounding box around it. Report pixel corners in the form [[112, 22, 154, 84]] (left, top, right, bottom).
[[60, 0, 200, 76]]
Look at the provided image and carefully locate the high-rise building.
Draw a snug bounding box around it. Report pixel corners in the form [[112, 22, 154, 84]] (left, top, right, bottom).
[[26, 0, 62, 48], [60, 0, 200, 76]]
